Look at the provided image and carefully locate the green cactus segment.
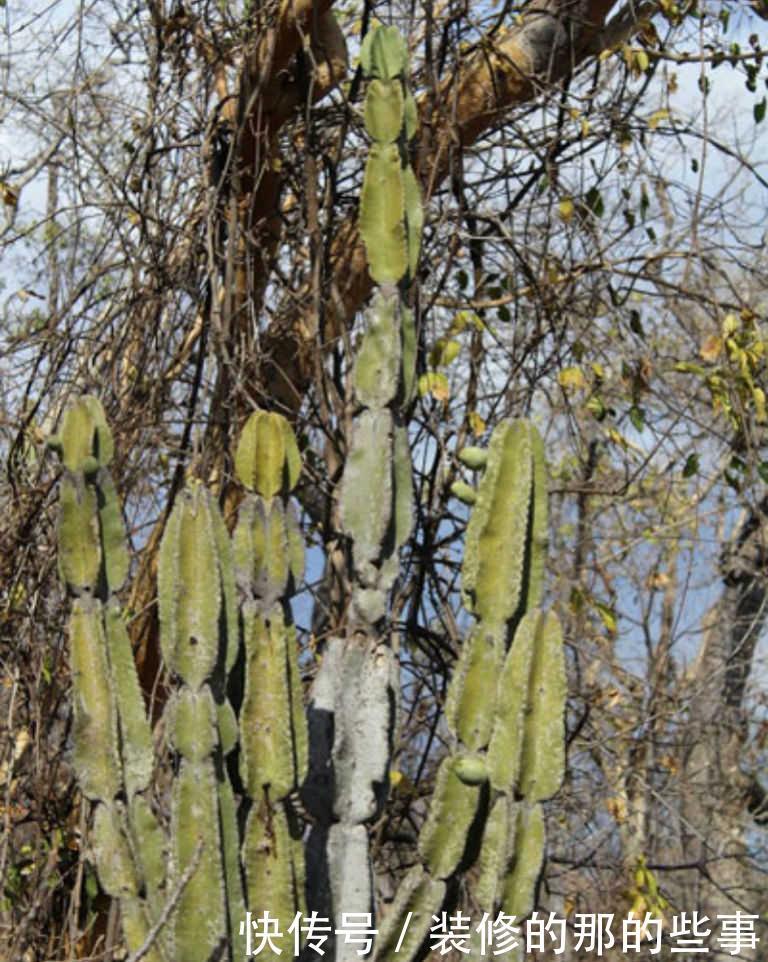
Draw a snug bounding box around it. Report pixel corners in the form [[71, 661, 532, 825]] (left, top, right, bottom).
[[360, 24, 408, 80], [235, 498, 287, 605], [519, 611, 566, 801], [462, 420, 533, 626], [403, 167, 423, 277], [445, 624, 504, 751], [240, 606, 305, 800], [218, 775, 247, 949], [235, 410, 301, 498], [354, 291, 401, 408], [92, 801, 139, 897], [233, 497, 259, 589], [69, 599, 120, 801], [401, 307, 417, 403], [259, 502, 291, 600], [288, 625, 309, 787], [58, 476, 101, 590], [58, 395, 114, 473], [97, 473, 131, 592], [404, 91, 418, 141], [339, 410, 393, 585], [373, 866, 446, 962], [418, 756, 481, 879], [360, 144, 407, 286], [393, 425, 415, 549], [217, 697, 239, 755], [474, 796, 513, 908], [171, 758, 227, 962], [285, 502, 305, 588], [364, 78, 405, 143], [210, 496, 239, 674], [168, 686, 218, 761], [104, 601, 152, 798], [129, 794, 167, 907], [500, 802, 545, 919], [158, 485, 222, 689], [242, 805, 302, 959], [486, 612, 537, 791], [121, 900, 166, 962], [525, 427, 548, 611]]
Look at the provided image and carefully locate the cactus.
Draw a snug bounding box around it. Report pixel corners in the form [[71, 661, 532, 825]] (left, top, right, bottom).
[[359, 25, 421, 287], [53, 397, 165, 962], [376, 416, 566, 962], [52, 397, 308, 962], [51, 28, 566, 962]]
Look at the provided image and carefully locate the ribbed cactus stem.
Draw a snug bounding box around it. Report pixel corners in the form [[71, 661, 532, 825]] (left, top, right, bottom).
[[308, 28, 420, 962], [52, 396, 168, 962], [381, 418, 565, 962]]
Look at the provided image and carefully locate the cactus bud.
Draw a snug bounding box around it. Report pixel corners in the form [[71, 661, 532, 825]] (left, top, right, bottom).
[[450, 481, 477, 505], [458, 446, 488, 470]]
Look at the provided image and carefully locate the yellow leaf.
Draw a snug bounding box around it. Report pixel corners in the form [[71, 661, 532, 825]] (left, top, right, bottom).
[[418, 372, 450, 402], [558, 366, 587, 391], [722, 313, 739, 336], [607, 427, 628, 449], [468, 411, 486, 436], [699, 334, 722, 362], [390, 769, 415, 796], [648, 108, 669, 130], [558, 198, 575, 223]]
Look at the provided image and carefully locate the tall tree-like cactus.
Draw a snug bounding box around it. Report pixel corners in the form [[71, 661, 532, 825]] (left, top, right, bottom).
[[302, 28, 420, 953], [49, 398, 165, 962], [51, 27, 566, 962]]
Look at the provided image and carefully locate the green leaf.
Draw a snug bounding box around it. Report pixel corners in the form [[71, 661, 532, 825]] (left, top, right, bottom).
[[586, 395, 607, 421], [595, 601, 617, 634], [629, 406, 645, 432], [682, 453, 699, 478], [585, 186, 604, 218], [754, 97, 766, 124]]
